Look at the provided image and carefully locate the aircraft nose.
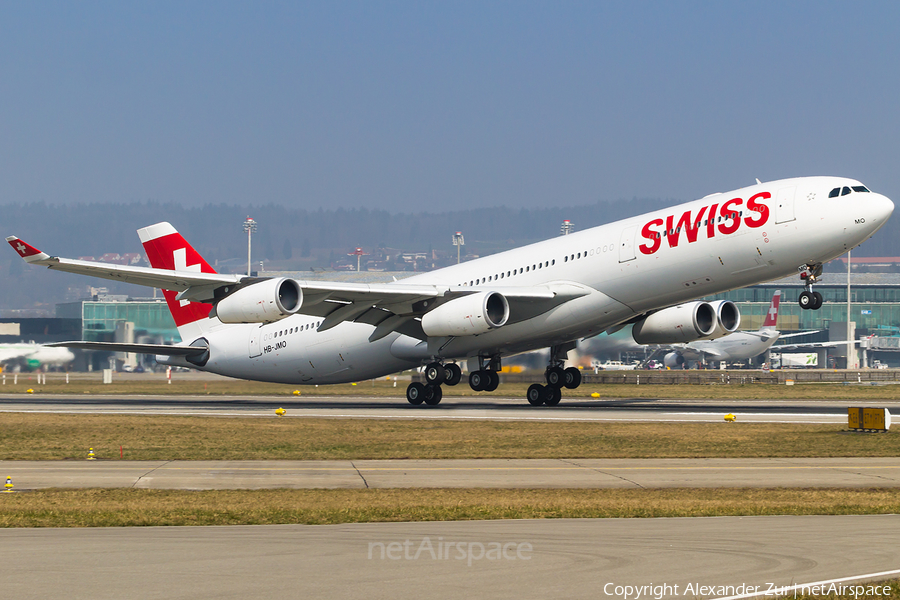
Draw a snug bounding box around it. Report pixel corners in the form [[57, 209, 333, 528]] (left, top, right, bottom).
[[873, 193, 895, 222]]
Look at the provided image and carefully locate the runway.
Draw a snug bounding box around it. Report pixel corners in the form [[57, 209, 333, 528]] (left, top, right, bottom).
[[3, 457, 900, 490], [2, 516, 899, 600], [2, 393, 893, 424]]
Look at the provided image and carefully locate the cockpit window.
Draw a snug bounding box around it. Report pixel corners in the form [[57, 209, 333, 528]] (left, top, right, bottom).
[[852, 186, 870, 193], [841, 187, 851, 196], [829, 187, 840, 198]]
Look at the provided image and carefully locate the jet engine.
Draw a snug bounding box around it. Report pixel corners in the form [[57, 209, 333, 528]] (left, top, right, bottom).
[[215, 277, 303, 324], [663, 351, 685, 368], [698, 300, 741, 340], [631, 301, 716, 344], [421, 291, 509, 337]]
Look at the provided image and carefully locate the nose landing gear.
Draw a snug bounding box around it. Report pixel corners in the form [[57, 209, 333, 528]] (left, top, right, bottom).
[[798, 264, 824, 310]]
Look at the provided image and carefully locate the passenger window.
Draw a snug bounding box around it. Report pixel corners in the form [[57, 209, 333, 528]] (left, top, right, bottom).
[[841, 187, 851, 196], [829, 188, 840, 198]]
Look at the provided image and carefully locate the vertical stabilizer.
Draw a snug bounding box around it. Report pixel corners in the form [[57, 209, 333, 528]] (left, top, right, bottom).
[[138, 222, 218, 341], [761, 290, 781, 333]]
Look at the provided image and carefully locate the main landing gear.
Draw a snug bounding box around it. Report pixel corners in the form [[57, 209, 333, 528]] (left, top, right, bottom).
[[405, 345, 584, 407], [526, 344, 582, 406], [406, 361, 462, 406], [798, 263, 824, 310]]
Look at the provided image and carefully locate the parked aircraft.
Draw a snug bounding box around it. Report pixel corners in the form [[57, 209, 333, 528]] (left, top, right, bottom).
[[0, 342, 75, 370], [653, 290, 816, 367], [7, 177, 893, 405]]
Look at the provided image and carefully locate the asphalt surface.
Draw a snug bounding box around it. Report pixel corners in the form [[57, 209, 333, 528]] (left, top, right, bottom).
[[2, 392, 898, 599], [3, 516, 899, 600], [2, 393, 896, 423], [3, 457, 900, 490]]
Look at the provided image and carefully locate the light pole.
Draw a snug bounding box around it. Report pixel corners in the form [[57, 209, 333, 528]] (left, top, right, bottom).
[[452, 232, 465, 264], [243, 216, 257, 276], [561, 220, 575, 235], [349, 247, 366, 272], [847, 249, 854, 368]]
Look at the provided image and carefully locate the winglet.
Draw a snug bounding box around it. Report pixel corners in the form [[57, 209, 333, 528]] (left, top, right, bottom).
[[6, 236, 51, 263]]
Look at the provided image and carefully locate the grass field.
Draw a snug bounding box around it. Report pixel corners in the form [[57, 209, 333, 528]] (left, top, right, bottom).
[[0, 413, 897, 460], [1, 487, 898, 527]]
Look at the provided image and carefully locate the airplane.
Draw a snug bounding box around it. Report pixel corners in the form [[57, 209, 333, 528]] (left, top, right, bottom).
[[6, 176, 894, 406], [650, 290, 816, 368], [0, 342, 75, 371]]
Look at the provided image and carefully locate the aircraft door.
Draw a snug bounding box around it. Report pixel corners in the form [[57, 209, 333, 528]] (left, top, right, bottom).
[[775, 186, 796, 224], [618, 225, 637, 263], [249, 325, 262, 358]]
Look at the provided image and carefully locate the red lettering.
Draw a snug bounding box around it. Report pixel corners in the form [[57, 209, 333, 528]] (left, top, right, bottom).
[[638, 218, 663, 255], [706, 203, 719, 238], [676, 206, 707, 244], [665, 215, 678, 247], [717, 198, 742, 235], [744, 192, 770, 228]]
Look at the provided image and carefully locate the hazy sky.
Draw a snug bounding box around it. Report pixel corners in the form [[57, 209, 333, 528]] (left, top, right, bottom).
[[2, 1, 899, 212]]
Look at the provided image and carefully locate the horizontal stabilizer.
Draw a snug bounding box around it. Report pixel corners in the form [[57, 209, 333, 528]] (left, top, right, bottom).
[[46, 341, 208, 356]]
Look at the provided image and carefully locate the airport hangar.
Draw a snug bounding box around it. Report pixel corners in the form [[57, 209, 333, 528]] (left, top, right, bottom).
[[6, 266, 900, 371]]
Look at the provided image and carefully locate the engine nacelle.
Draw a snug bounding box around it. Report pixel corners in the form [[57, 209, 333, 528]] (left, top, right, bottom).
[[698, 300, 741, 340], [663, 351, 685, 368], [215, 278, 303, 324], [631, 301, 716, 344], [421, 291, 510, 337]]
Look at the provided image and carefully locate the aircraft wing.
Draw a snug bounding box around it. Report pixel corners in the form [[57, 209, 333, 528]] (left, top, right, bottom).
[[776, 330, 825, 339], [8, 235, 585, 336], [7, 236, 244, 291], [771, 340, 861, 351]]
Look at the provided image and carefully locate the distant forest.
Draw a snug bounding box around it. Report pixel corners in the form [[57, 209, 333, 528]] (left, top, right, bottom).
[[2, 198, 679, 266], [2, 198, 897, 312]]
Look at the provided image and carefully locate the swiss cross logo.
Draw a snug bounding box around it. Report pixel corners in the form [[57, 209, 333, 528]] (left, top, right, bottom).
[[768, 305, 778, 319], [173, 248, 201, 307], [16, 243, 27, 255]]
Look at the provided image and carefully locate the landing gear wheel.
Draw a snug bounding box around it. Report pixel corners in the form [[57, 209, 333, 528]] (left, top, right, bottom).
[[484, 371, 500, 392], [545, 366, 565, 388], [563, 367, 582, 389], [543, 386, 562, 407], [406, 382, 425, 405], [527, 384, 545, 406], [799, 290, 813, 310], [811, 291, 823, 310], [469, 370, 488, 392], [424, 362, 446, 385], [423, 384, 443, 406], [443, 363, 462, 386]]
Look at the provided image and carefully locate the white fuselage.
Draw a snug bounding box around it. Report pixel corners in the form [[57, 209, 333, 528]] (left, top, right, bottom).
[[677, 331, 780, 363], [0, 343, 76, 367], [191, 176, 892, 384]]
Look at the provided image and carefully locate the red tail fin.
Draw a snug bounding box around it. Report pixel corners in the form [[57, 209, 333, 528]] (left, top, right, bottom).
[[762, 290, 781, 330], [138, 222, 215, 333]]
